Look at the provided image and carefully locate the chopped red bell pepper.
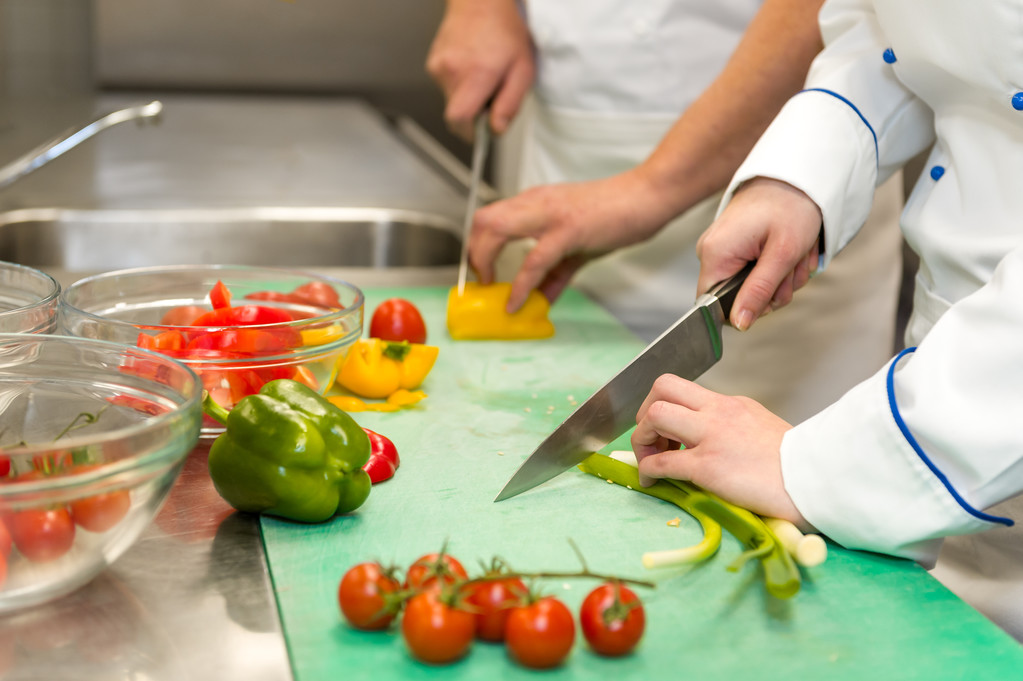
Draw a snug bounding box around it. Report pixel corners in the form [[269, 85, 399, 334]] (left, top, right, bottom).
[[190, 304, 295, 327], [188, 328, 299, 353], [209, 280, 232, 310], [362, 428, 400, 484], [246, 281, 342, 310]]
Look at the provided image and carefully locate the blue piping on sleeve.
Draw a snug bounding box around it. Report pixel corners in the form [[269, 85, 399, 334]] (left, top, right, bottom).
[[886, 348, 1013, 526], [799, 88, 879, 167]]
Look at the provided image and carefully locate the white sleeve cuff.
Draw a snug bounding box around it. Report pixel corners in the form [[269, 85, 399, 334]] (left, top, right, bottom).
[[719, 90, 880, 268]]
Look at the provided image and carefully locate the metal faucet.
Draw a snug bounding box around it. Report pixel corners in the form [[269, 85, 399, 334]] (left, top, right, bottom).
[[0, 100, 163, 191]]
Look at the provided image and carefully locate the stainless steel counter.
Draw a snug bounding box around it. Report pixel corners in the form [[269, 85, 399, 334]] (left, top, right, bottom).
[[0, 94, 469, 680]]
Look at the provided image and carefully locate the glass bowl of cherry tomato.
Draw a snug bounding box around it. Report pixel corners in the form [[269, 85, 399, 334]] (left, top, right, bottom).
[[0, 333, 203, 613], [0, 261, 61, 334], [59, 264, 364, 435]]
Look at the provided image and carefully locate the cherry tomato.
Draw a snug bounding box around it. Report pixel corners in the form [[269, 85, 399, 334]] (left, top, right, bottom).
[[70, 489, 132, 533], [369, 298, 427, 344], [579, 582, 646, 657], [401, 590, 475, 665], [0, 454, 10, 478], [505, 596, 575, 669], [404, 552, 469, 591], [9, 507, 76, 562], [463, 576, 527, 642], [338, 562, 402, 631]]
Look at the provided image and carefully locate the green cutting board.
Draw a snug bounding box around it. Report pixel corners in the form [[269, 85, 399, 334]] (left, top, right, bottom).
[[261, 286, 1023, 681]]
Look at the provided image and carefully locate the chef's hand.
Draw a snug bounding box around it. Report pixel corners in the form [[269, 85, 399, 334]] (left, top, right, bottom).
[[631, 374, 810, 529], [470, 169, 676, 312], [425, 0, 535, 141], [696, 177, 823, 331]]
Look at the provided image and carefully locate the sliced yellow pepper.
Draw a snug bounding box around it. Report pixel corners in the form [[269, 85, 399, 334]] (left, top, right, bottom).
[[328, 389, 427, 413], [446, 282, 555, 340], [335, 338, 438, 399]]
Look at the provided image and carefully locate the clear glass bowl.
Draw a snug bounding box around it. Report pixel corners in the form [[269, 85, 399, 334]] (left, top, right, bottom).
[[0, 333, 202, 613], [59, 264, 364, 435], [0, 262, 61, 334]]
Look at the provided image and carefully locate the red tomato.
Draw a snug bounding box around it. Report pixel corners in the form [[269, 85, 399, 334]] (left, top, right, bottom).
[[579, 582, 646, 657], [9, 507, 76, 562], [401, 590, 475, 665], [404, 552, 469, 591], [505, 596, 575, 669], [369, 298, 427, 344], [70, 489, 132, 533], [338, 562, 402, 631], [0, 454, 10, 478], [160, 305, 207, 326], [463, 576, 527, 642]]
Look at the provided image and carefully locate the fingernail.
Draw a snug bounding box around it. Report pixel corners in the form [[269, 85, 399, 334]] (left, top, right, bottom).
[[735, 309, 753, 331]]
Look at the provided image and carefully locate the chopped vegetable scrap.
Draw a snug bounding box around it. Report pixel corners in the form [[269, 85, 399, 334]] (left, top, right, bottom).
[[335, 338, 437, 399], [446, 282, 555, 340], [328, 389, 427, 413], [578, 453, 804, 599], [203, 379, 372, 523]]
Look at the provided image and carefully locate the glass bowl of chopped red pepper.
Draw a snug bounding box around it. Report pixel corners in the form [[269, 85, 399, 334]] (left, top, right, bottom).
[[58, 265, 364, 436], [0, 333, 202, 612], [0, 261, 61, 334]]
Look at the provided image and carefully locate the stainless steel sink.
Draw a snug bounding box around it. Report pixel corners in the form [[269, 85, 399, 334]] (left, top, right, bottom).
[[0, 206, 462, 272]]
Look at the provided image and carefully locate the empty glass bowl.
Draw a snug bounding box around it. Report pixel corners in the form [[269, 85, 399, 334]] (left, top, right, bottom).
[[0, 333, 202, 612], [59, 265, 364, 435], [0, 261, 60, 334]]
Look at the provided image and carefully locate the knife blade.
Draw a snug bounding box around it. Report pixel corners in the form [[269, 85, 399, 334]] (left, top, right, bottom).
[[456, 111, 491, 295], [494, 263, 753, 502]]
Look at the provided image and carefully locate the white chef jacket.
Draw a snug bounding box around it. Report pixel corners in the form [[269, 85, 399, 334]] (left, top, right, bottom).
[[512, 0, 904, 426], [722, 0, 1023, 638]]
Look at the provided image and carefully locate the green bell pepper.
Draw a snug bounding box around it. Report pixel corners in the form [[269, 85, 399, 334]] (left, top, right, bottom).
[[203, 378, 372, 522]]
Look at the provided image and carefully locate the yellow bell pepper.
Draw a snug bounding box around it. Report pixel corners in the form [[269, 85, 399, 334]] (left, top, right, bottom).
[[336, 338, 438, 399], [446, 282, 555, 340]]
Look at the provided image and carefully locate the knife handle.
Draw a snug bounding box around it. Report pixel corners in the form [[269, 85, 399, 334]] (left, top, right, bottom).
[[702, 262, 754, 319]]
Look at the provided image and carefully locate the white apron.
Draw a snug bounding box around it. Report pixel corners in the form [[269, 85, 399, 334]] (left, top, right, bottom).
[[723, 0, 1023, 640], [513, 0, 905, 426]]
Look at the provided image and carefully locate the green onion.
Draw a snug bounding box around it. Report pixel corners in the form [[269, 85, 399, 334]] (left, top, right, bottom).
[[578, 454, 801, 599]]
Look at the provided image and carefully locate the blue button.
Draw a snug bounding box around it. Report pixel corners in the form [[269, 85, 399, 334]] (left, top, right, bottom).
[[1012, 92, 1023, 110], [883, 48, 897, 64], [930, 165, 945, 181]]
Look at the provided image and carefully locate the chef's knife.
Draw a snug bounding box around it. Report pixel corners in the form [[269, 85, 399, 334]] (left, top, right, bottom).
[[456, 111, 491, 295], [494, 263, 753, 502]]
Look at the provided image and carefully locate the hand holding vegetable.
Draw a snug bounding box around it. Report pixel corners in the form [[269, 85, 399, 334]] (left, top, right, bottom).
[[203, 379, 372, 523], [446, 282, 555, 340], [632, 374, 807, 529]]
